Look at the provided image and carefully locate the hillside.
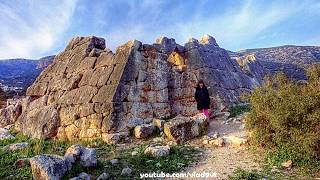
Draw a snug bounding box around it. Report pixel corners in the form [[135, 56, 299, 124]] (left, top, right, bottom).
[[229, 45, 320, 80], [0, 56, 54, 91]]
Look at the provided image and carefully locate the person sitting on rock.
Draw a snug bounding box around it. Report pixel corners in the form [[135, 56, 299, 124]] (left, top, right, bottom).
[[195, 80, 210, 118]]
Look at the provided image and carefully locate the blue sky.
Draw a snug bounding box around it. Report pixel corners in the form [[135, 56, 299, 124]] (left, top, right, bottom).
[[0, 0, 320, 59]]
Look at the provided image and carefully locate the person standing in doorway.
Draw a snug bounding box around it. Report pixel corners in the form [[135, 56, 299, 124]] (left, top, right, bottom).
[[195, 80, 210, 118]]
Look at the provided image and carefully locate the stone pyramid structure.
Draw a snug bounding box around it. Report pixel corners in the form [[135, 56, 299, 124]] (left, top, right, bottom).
[[11, 35, 265, 140]]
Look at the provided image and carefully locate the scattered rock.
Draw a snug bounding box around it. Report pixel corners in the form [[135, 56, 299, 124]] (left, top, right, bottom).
[[78, 172, 91, 180], [191, 113, 207, 121], [144, 145, 170, 157], [281, 160, 293, 169], [202, 139, 209, 145], [0, 128, 14, 140], [121, 167, 132, 176], [134, 124, 155, 139], [166, 141, 178, 146], [4, 124, 14, 130], [97, 172, 110, 180], [209, 137, 225, 147], [64, 144, 97, 167], [126, 118, 144, 130], [70, 172, 91, 180], [153, 119, 165, 130], [110, 159, 119, 166], [208, 132, 219, 139], [14, 158, 30, 168], [224, 136, 248, 147], [152, 137, 164, 143], [214, 112, 230, 121], [131, 151, 138, 156], [29, 154, 69, 180], [3, 142, 28, 151], [102, 132, 129, 144], [239, 124, 245, 130]]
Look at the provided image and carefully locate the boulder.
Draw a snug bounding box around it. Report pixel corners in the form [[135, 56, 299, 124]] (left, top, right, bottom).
[[110, 159, 119, 166], [0, 128, 14, 140], [97, 172, 110, 180], [121, 167, 132, 176], [164, 116, 206, 142], [29, 154, 69, 180], [64, 145, 97, 167], [3, 142, 28, 151], [144, 145, 170, 157], [131, 151, 138, 156], [102, 132, 129, 144], [14, 105, 60, 139], [0, 104, 22, 127], [134, 124, 155, 139]]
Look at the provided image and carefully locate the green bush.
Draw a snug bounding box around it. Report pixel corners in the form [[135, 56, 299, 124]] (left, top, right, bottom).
[[229, 104, 251, 118], [245, 64, 320, 171]]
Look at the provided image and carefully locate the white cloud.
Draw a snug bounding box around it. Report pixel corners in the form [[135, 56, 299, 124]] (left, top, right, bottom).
[[100, 0, 320, 51], [0, 0, 77, 59]]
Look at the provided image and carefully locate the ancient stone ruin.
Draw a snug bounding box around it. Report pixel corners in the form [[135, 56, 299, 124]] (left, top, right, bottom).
[[1, 35, 266, 140]]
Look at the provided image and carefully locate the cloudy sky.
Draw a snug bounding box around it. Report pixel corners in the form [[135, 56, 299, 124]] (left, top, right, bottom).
[[0, 0, 319, 59]]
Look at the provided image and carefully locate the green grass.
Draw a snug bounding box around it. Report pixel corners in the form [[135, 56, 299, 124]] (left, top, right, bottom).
[[229, 104, 251, 118], [228, 166, 311, 180], [229, 168, 268, 180], [0, 133, 201, 179]]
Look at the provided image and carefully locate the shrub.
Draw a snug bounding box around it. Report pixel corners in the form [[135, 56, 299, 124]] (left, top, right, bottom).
[[229, 104, 251, 118], [245, 64, 320, 171]]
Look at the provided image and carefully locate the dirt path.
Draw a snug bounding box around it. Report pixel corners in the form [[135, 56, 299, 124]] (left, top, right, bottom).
[[183, 118, 262, 179]]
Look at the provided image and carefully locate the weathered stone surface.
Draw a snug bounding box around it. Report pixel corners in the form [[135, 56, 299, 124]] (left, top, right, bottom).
[[134, 124, 155, 139], [110, 159, 119, 166], [121, 167, 132, 176], [102, 132, 129, 144], [164, 116, 205, 142], [29, 154, 69, 180], [64, 144, 97, 167], [97, 172, 110, 180], [14, 104, 60, 139], [12, 34, 265, 140], [144, 145, 170, 157], [2, 142, 28, 151], [0, 128, 14, 140], [0, 104, 22, 127], [126, 117, 144, 130]]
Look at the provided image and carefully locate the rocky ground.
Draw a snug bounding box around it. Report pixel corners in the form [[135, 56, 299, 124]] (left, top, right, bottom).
[[183, 115, 261, 179], [0, 111, 304, 179]]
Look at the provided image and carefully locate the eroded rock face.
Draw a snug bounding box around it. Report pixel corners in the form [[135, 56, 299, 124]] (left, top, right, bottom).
[[12, 35, 262, 140]]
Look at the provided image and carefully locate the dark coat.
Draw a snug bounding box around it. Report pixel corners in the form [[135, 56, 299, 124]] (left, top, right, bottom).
[[195, 86, 210, 110]]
